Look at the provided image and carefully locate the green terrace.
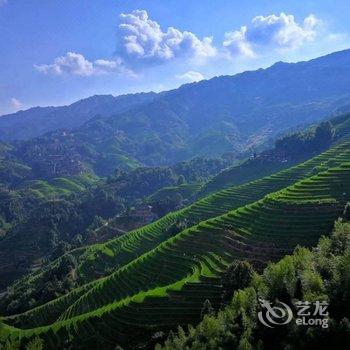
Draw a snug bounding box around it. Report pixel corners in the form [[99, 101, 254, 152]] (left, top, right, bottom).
[[200, 112, 350, 197], [2, 154, 350, 348], [6, 141, 350, 318]]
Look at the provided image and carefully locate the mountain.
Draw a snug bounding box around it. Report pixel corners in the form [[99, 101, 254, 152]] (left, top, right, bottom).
[[0, 92, 157, 141], [159, 219, 350, 349], [198, 115, 346, 196], [0, 153, 234, 289], [1, 112, 350, 348], [2, 50, 350, 176], [0, 113, 345, 292], [0, 115, 340, 291], [3, 50, 350, 349]]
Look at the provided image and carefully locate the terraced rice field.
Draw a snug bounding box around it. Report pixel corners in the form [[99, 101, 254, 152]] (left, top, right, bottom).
[[200, 112, 350, 197], [11, 141, 350, 301], [2, 144, 350, 349]]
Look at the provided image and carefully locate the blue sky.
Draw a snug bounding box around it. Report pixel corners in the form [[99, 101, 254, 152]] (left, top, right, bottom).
[[0, 0, 349, 115]]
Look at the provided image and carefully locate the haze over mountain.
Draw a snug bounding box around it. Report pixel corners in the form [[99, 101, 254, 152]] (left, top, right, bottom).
[[1, 50, 350, 179], [0, 92, 157, 141], [0, 50, 350, 144], [2, 49, 350, 179]]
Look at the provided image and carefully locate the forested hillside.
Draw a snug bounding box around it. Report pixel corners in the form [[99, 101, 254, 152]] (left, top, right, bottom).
[[0, 93, 157, 141], [2, 49, 350, 350], [2, 2, 350, 349], [2, 121, 347, 315], [0, 112, 343, 292], [2, 50, 350, 175], [0, 154, 233, 289], [1, 113, 349, 348], [199, 119, 336, 196], [158, 218, 350, 350]]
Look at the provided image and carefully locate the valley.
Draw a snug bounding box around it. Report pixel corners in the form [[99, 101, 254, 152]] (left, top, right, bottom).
[[1, 48, 350, 349]]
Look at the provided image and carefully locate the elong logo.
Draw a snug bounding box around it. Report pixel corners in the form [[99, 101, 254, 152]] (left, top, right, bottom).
[[258, 298, 329, 329], [258, 298, 293, 328]]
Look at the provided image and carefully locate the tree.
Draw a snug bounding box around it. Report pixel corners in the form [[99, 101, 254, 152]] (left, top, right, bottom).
[[177, 175, 186, 186], [221, 260, 254, 305], [26, 338, 44, 350], [313, 121, 333, 149], [343, 202, 350, 221], [156, 220, 350, 350], [200, 299, 214, 319]]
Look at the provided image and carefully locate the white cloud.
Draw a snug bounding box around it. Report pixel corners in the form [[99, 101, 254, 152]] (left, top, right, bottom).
[[223, 26, 255, 57], [176, 71, 204, 82], [10, 97, 22, 110], [34, 52, 127, 76], [0, 0, 7, 6], [33, 11, 328, 78], [117, 10, 216, 67], [223, 13, 321, 57]]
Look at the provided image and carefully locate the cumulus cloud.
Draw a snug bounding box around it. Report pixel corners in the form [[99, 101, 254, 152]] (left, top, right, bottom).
[[10, 97, 22, 110], [116, 10, 216, 67], [34, 52, 127, 76], [223, 13, 321, 57], [33, 11, 327, 77], [176, 71, 204, 82]]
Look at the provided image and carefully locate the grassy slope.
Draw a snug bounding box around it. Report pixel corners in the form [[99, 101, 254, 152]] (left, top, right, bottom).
[[148, 182, 202, 202], [7, 141, 349, 315], [197, 156, 300, 198], [199, 112, 350, 197], [19, 173, 99, 198], [1, 141, 350, 348]]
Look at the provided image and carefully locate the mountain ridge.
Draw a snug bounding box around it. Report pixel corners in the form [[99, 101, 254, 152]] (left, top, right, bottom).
[[0, 92, 157, 141], [2, 49, 350, 145], [2, 49, 350, 179]]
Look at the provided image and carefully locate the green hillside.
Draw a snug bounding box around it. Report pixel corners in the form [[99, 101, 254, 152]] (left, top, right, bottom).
[[1, 139, 350, 349], [0, 153, 234, 290], [19, 174, 99, 198], [199, 114, 350, 197], [158, 219, 350, 350], [148, 182, 202, 203], [4, 140, 349, 315]]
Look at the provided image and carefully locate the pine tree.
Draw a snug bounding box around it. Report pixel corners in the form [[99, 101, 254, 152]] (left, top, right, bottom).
[[26, 338, 44, 350], [343, 202, 350, 221], [200, 299, 214, 319]]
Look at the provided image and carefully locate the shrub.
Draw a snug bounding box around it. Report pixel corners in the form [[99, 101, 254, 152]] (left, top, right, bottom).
[[221, 261, 254, 305]]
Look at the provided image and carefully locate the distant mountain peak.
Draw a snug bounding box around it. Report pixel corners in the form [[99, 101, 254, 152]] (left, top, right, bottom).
[[2, 49, 350, 143]]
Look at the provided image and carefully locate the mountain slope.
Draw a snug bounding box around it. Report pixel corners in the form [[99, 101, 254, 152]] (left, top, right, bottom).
[[3, 49, 350, 172], [2, 140, 350, 349], [0, 155, 234, 290], [0, 92, 156, 141], [2, 137, 349, 317], [158, 220, 350, 350], [199, 113, 349, 197]]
